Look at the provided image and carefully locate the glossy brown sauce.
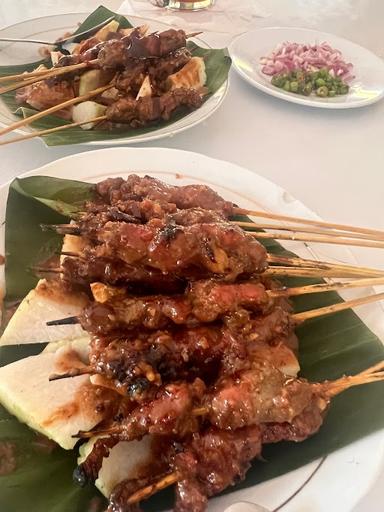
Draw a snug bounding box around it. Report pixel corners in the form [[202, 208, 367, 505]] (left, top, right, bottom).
[[42, 381, 113, 428], [54, 348, 87, 373], [36, 278, 89, 307], [0, 441, 17, 476]]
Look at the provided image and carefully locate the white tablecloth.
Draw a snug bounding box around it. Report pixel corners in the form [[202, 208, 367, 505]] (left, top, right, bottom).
[[0, 1, 383, 510]]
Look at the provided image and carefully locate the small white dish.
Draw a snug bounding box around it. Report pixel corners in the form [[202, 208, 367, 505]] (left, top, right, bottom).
[[229, 27, 384, 109]]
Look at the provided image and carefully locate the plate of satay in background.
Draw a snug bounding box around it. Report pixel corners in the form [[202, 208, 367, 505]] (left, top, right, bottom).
[[229, 26, 384, 109], [0, 146, 383, 512], [0, 5, 231, 147]]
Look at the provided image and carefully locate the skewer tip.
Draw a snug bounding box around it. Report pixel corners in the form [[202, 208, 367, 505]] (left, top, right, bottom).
[[46, 316, 79, 326]]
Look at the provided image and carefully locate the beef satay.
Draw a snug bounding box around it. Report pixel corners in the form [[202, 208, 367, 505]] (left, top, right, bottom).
[[91, 219, 267, 277], [98, 29, 188, 69], [66, 280, 272, 334], [95, 174, 234, 216], [53, 218, 267, 278], [78, 360, 384, 443], [105, 87, 203, 127]]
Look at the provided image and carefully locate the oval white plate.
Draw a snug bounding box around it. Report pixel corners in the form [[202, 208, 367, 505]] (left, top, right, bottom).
[[0, 13, 228, 146], [229, 27, 384, 109], [0, 147, 382, 511]]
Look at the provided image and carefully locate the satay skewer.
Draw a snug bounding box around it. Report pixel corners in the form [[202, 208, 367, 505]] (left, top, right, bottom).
[[45, 277, 384, 329], [0, 29, 203, 91], [42, 220, 384, 250], [0, 84, 113, 137]]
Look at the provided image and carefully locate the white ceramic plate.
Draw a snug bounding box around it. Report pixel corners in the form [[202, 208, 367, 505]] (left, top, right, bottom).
[[229, 27, 384, 109], [0, 13, 228, 146], [0, 147, 382, 512]]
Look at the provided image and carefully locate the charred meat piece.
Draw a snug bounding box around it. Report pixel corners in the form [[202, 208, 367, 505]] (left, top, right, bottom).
[[105, 88, 203, 126], [205, 364, 316, 430], [173, 426, 262, 512], [114, 48, 192, 94], [98, 29, 187, 69], [61, 255, 185, 294], [77, 204, 226, 233], [115, 60, 147, 94], [262, 401, 326, 444], [86, 219, 267, 278], [15, 79, 75, 115]]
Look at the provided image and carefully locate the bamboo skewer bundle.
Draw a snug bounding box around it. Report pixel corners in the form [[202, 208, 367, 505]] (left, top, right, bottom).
[[234, 207, 384, 239], [0, 61, 94, 94]]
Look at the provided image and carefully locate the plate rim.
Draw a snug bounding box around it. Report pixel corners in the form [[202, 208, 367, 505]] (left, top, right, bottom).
[[0, 12, 229, 146], [229, 25, 384, 110]]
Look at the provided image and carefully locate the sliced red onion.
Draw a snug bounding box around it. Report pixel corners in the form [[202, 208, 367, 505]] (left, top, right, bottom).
[[260, 41, 354, 82]]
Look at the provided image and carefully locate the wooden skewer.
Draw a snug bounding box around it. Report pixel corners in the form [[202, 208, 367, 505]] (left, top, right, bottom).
[[358, 360, 384, 376], [0, 59, 99, 84], [249, 230, 384, 249], [0, 61, 95, 94], [234, 207, 384, 239], [264, 266, 382, 278], [47, 316, 78, 326], [185, 31, 203, 38], [127, 471, 181, 505], [0, 115, 107, 146], [0, 84, 112, 137], [267, 254, 384, 277], [31, 266, 62, 275], [49, 367, 92, 381], [235, 221, 384, 242], [325, 361, 384, 397], [270, 277, 384, 298], [0, 68, 57, 83], [292, 291, 384, 323], [41, 223, 81, 235]]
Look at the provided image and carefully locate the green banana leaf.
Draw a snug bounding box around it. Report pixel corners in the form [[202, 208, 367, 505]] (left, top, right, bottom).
[[0, 176, 383, 512], [0, 6, 231, 147]]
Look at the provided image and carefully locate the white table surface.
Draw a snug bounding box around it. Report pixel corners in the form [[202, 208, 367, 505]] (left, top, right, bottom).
[[0, 1, 383, 510]]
